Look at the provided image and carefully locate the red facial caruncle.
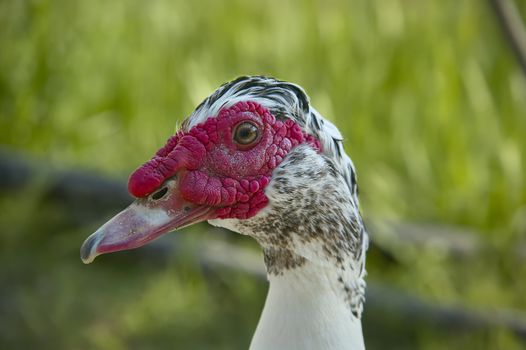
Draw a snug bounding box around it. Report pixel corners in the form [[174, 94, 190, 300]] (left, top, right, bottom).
[[80, 100, 321, 264], [128, 101, 321, 220]]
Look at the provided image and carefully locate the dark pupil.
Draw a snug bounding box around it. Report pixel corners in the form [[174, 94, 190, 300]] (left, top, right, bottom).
[[235, 123, 258, 144]]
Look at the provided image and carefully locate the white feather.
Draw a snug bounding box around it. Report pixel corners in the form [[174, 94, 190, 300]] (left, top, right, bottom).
[[250, 262, 365, 350]]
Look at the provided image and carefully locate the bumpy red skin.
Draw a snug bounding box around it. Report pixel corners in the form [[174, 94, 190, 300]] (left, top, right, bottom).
[[128, 101, 322, 220]]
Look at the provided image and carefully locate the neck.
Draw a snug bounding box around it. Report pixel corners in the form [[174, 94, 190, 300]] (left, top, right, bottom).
[[250, 259, 365, 350]]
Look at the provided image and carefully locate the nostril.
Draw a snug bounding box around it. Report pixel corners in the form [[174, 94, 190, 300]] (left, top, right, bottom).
[[151, 187, 168, 200]]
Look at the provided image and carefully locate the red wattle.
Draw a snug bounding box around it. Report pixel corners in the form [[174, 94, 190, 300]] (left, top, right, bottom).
[[128, 135, 206, 197], [127, 101, 322, 219]]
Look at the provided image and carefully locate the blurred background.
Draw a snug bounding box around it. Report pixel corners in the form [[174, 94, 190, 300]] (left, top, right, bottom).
[[1, 0, 526, 349]]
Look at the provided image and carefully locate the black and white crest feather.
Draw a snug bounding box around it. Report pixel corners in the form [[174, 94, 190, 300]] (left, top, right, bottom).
[[186, 76, 360, 203]]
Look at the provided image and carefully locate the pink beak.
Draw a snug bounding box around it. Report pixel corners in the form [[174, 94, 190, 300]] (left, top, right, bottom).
[[80, 179, 214, 264]]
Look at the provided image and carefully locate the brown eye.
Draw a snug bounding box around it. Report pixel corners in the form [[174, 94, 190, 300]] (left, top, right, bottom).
[[233, 122, 259, 146]]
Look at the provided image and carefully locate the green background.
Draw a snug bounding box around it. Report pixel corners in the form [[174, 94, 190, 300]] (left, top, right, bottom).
[[1, 0, 525, 349]]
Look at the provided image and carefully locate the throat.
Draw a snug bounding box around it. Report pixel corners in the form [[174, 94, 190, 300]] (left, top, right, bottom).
[[262, 247, 307, 275], [250, 258, 365, 350]]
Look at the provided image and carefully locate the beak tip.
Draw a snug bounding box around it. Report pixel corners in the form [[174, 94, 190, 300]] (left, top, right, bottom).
[[80, 256, 96, 264], [80, 252, 98, 264], [80, 231, 103, 264]]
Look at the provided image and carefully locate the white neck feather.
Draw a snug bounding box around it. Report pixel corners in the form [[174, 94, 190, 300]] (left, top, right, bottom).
[[249, 262, 365, 350]]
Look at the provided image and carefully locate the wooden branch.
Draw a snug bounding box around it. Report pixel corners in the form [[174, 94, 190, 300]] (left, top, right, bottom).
[[1, 147, 524, 263], [489, 0, 526, 75], [367, 220, 481, 259], [0, 147, 485, 260]]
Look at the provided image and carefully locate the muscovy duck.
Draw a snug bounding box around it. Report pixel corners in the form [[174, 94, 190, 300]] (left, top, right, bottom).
[[81, 76, 368, 350]]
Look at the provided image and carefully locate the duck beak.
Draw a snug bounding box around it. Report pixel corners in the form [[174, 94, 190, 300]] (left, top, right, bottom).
[[80, 185, 214, 264]]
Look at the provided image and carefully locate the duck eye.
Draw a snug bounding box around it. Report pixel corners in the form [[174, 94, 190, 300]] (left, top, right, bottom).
[[233, 122, 259, 146]]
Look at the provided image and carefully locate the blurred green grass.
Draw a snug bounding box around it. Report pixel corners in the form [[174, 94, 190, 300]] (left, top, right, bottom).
[[1, 0, 526, 349]]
